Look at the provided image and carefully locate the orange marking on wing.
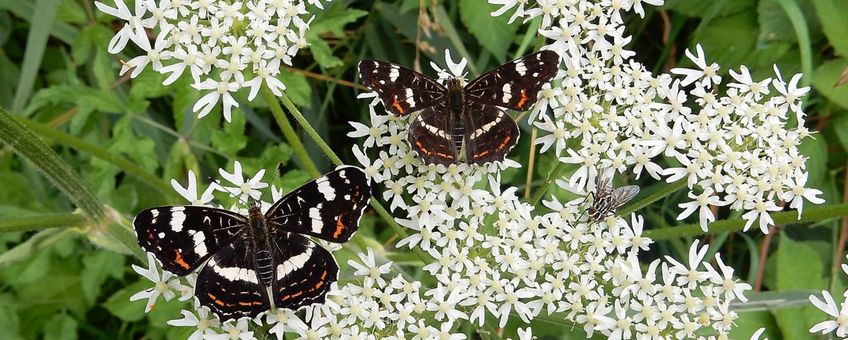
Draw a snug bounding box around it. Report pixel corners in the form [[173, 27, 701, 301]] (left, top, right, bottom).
[[174, 250, 190, 269], [238, 301, 262, 307], [207, 293, 226, 306], [497, 135, 513, 150], [146, 229, 155, 241], [516, 89, 528, 109], [414, 141, 454, 160], [332, 215, 345, 239], [391, 95, 404, 114], [473, 150, 491, 159]]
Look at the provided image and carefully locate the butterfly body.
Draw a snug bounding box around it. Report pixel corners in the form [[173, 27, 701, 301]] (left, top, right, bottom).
[[133, 167, 371, 320], [359, 51, 559, 165]]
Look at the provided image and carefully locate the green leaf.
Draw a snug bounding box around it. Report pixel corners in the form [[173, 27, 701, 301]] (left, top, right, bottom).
[[43, 313, 77, 340], [798, 133, 828, 187], [81, 251, 125, 304], [11, 0, 61, 114], [109, 116, 159, 173], [210, 110, 248, 156], [757, 0, 816, 44], [812, 0, 848, 56], [696, 10, 758, 69], [0, 294, 24, 340], [306, 36, 343, 69], [663, 0, 755, 18], [777, 235, 825, 291], [459, 0, 519, 62], [280, 72, 311, 108], [812, 58, 848, 109], [103, 280, 149, 322]]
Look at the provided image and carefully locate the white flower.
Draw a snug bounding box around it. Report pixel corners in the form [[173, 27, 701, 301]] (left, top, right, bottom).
[[217, 319, 256, 340], [97, 0, 328, 121], [167, 308, 220, 340], [171, 170, 218, 206], [809, 291, 848, 337], [217, 161, 269, 202], [129, 253, 178, 313]]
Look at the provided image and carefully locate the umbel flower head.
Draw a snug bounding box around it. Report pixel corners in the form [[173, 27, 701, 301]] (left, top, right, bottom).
[[95, 0, 331, 122], [346, 48, 753, 340]]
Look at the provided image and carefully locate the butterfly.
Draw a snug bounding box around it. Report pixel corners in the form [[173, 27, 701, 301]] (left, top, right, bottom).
[[132, 166, 371, 320], [358, 50, 559, 165], [585, 168, 640, 222]]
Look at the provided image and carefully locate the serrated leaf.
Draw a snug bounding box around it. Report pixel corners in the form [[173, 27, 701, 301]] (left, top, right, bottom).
[[81, 251, 125, 304], [25, 84, 124, 117], [812, 0, 848, 56], [103, 280, 150, 322], [280, 72, 311, 108], [109, 116, 158, 173], [306, 36, 343, 69], [210, 110, 248, 156], [459, 0, 518, 62]]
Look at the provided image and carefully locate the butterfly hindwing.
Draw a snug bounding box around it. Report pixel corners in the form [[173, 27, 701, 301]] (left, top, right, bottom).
[[464, 50, 559, 111], [463, 102, 520, 164], [133, 206, 246, 275], [265, 166, 371, 243], [408, 104, 460, 165], [271, 234, 338, 309], [196, 238, 270, 320], [358, 60, 446, 116]]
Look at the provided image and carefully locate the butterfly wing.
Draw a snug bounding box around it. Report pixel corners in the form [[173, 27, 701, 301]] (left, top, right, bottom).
[[408, 103, 460, 164], [463, 102, 519, 164], [265, 166, 372, 243], [195, 237, 271, 320], [133, 206, 246, 275], [358, 60, 446, 116], [464, 50, 559, 111], [270, 234, 338, 310]]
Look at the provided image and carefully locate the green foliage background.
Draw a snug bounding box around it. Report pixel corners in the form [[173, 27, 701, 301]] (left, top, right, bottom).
[[0, 0, 847, 339]]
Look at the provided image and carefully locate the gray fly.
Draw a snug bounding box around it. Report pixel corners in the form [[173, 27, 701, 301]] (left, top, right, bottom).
[[584, 169, 640, 222]]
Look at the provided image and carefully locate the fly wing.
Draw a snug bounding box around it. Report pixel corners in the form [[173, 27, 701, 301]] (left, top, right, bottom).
[[610, 185, 640, 209]]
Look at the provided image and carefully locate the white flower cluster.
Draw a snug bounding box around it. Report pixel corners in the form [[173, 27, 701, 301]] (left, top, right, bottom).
[[809, 255, 848, 338], [347, 47, 752, 337], [489, 0, 823, 233], [130, 161, 346, 340], [95, 0, 331, 122]]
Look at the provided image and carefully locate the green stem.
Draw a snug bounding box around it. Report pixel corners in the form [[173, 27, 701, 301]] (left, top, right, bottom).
[[0, 213, 87, 233], [529, 162, 567, 206], [0, 108, 105, 221], [644, 203, 848, 240], [278, 92, 343, 165], [618, 179, 688, 216], [264, 86, 321, 177], [16, 115, 179, 201], [776, 0, 813, 87], [0, 228, 74, 268]]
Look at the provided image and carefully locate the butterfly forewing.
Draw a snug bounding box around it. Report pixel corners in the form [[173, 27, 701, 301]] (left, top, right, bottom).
[[463, 102, 520, 164], [265, 166, 372, 242], [270, 234, 338, 309], [408, 104, 460, 164], [133, 206, 246, 275], [464, 50, 559, 111], [358, 60, 446, 116], [196, 239, 270, 320]]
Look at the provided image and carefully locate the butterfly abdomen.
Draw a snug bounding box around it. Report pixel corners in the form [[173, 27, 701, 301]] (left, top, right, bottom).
[[255, 248, 274, 286]]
